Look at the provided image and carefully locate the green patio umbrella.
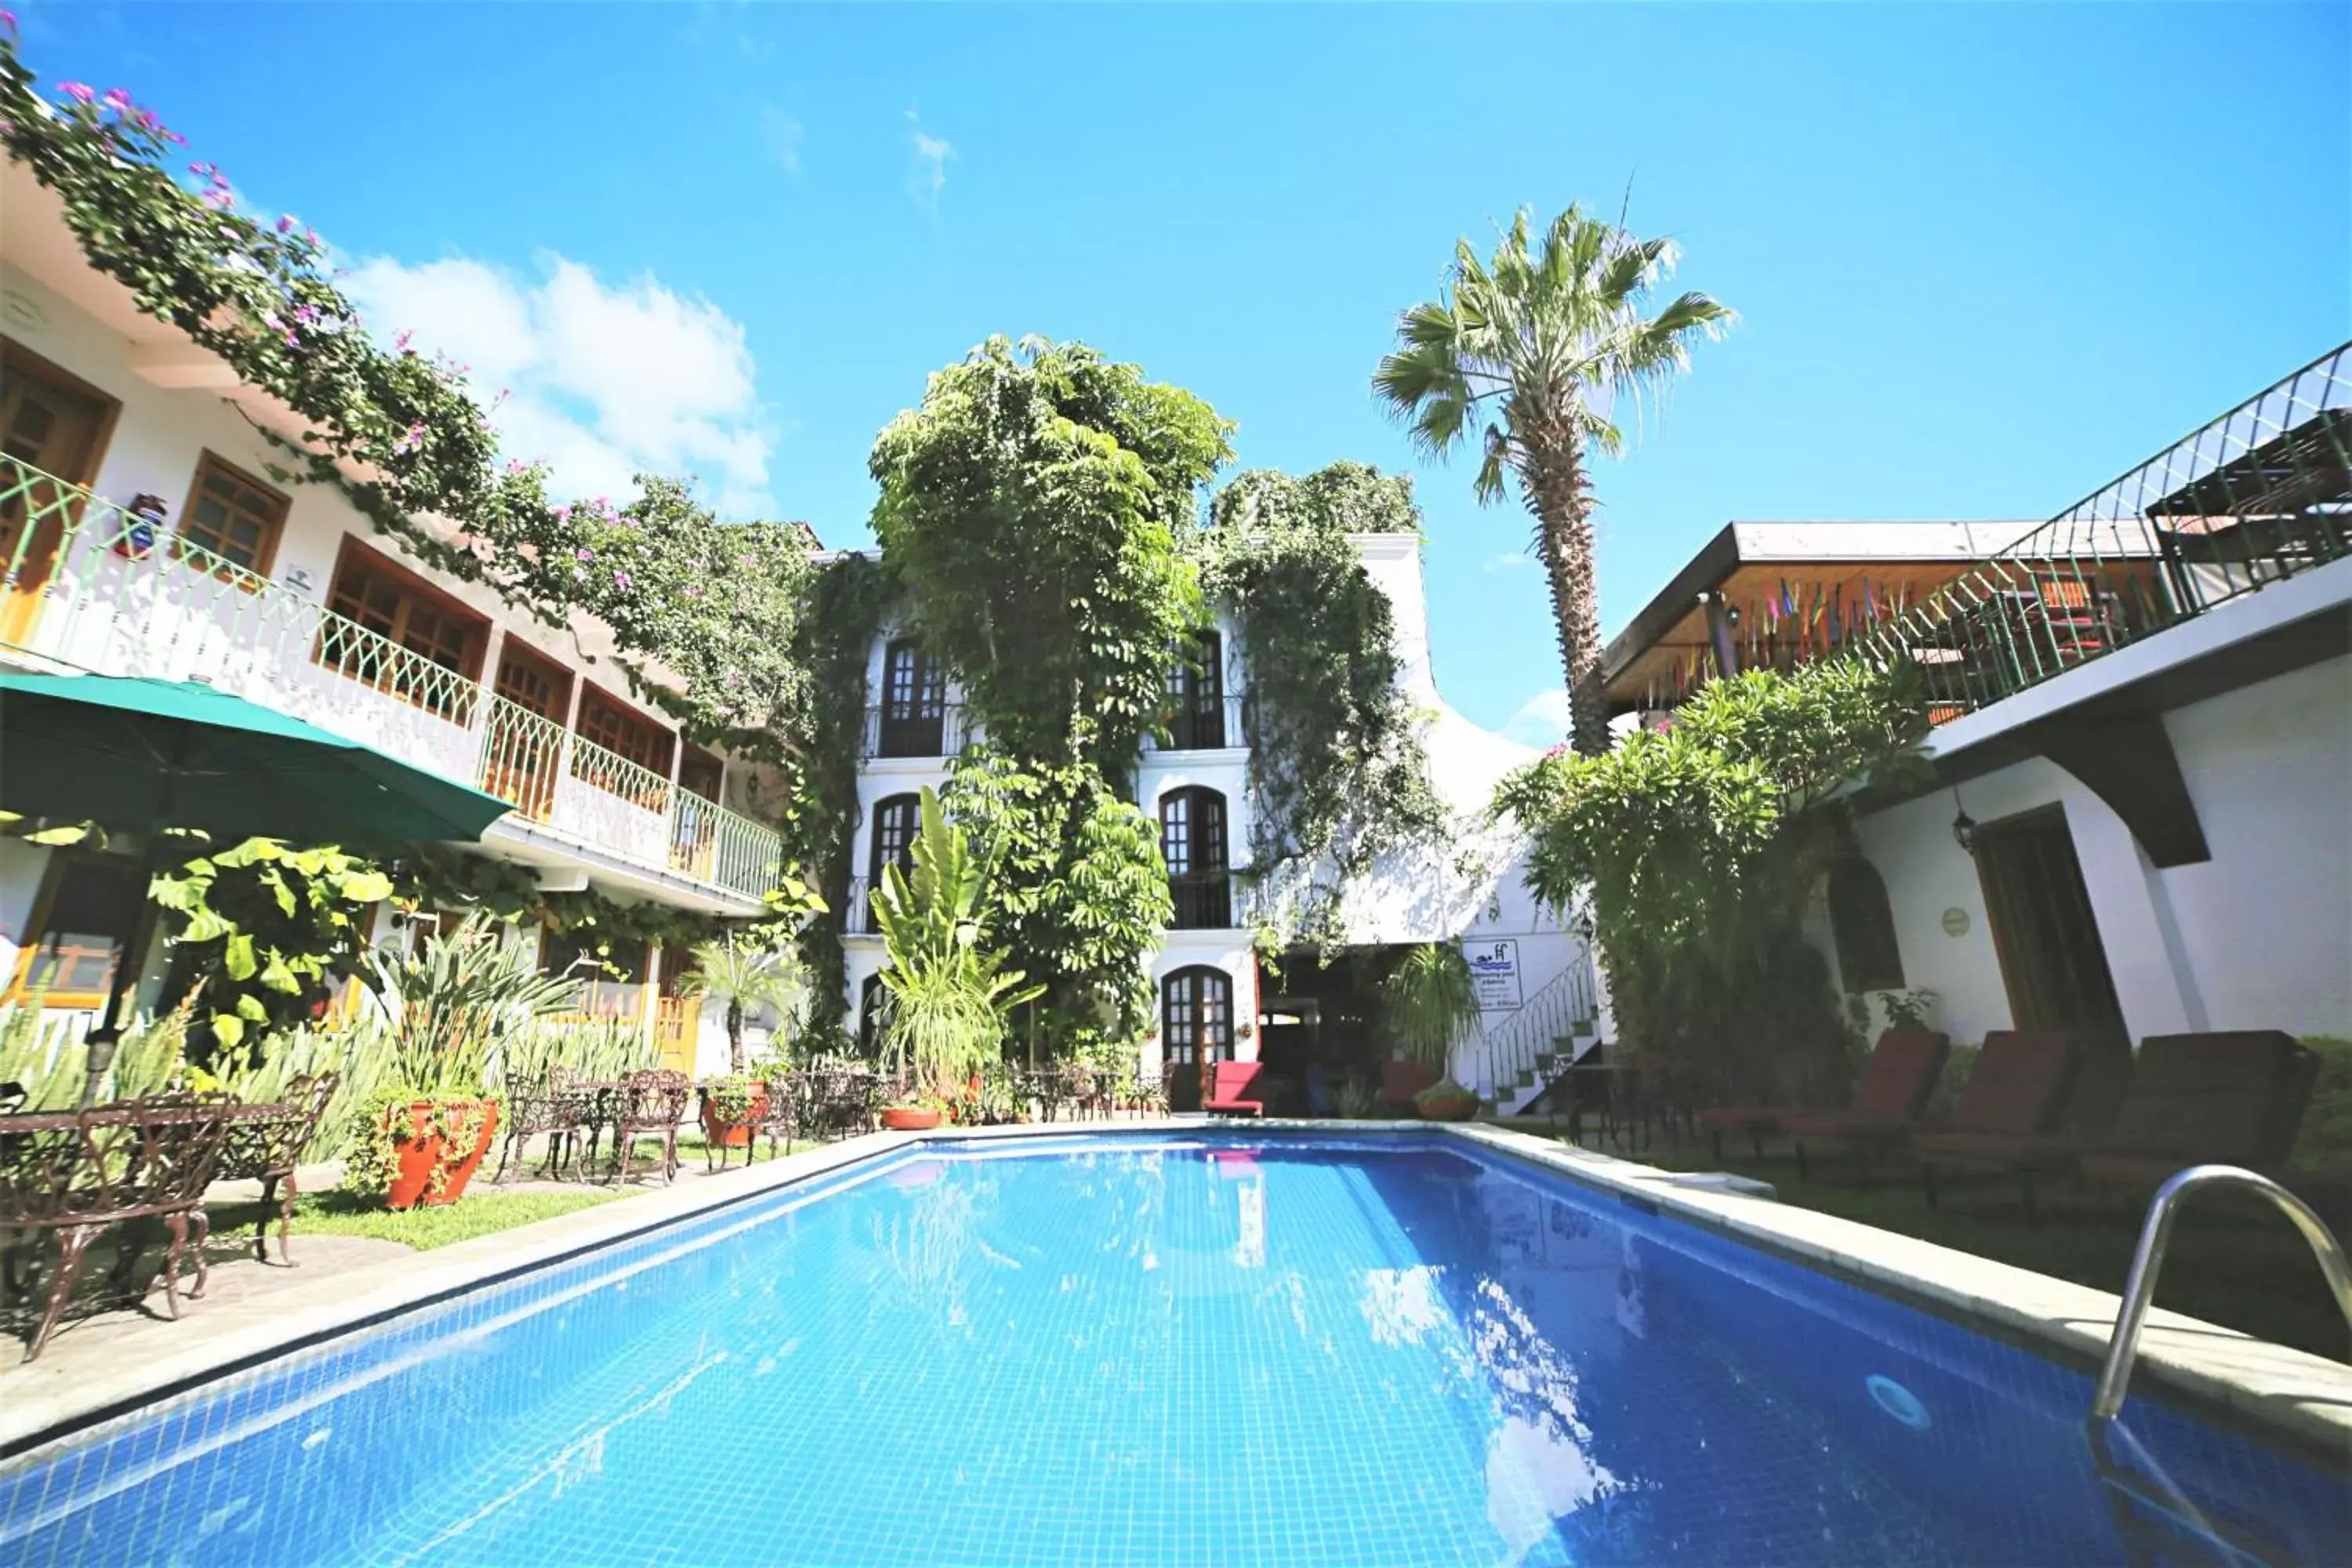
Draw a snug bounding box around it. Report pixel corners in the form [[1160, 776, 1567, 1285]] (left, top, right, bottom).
[[0, 672, 514, 1096]]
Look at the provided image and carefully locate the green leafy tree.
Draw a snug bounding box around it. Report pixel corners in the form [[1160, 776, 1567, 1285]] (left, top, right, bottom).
[[1375, 205, 1731, 755], [1494, 658, 1927, 1099], [680, 936, 808, 1073], [942, 747, 1171, 1058], [871, 789, 1043, 1098], [869, 336, 1232, 771], [150, 837, 392, 1051]]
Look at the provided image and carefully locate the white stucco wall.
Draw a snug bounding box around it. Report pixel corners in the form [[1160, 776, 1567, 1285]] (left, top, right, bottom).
[[1846, 653, 2351, 1046]]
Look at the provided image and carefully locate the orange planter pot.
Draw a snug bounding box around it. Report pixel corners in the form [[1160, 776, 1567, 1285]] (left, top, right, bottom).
[[1416, 1095, 1479, 1123], [702, 1091, 768, 1149], [880, 1105, 942, 1132], [384, 1100, 501, 1210]]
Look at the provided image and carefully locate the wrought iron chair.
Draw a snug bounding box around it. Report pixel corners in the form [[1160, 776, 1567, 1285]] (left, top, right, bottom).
[[610, 1070, 690, 1185], [0, 1094, 234, 1362], [215, 1073, 340, 1263]]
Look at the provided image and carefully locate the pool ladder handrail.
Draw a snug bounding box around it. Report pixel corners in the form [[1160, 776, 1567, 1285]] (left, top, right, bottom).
[[2092, 1163, 2352, 1423]]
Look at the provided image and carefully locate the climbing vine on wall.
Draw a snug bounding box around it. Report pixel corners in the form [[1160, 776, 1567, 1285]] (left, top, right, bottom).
[[869, 337, 1230, 1046], [1192, 463, 1446, 943]]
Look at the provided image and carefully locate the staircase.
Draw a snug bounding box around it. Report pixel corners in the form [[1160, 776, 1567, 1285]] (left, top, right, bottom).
[[1465, 940, 1603, 1117]]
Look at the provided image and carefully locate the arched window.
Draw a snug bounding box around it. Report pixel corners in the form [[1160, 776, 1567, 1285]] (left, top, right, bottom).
[[1828, 856, 1906, 993], [1160, 786, 1230, 929], [1162, 966, 1234, 1066], [877, 637, 945, 756], [869, 793, 920, 891], [1164, 630, 1225, 749]]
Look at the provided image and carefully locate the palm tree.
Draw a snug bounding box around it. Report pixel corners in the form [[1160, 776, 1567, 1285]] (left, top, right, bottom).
[[1375, 205, 1731, 755], [680, 937, 807, 1073]]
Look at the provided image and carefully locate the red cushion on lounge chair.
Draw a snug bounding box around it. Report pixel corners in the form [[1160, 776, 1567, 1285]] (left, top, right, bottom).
[[1203, 1061, 1266, 1116], [1849, 1030, 1952, 1123], [1947, 1030, 2078, 1136], [2094, 1033, 2313, 1165]]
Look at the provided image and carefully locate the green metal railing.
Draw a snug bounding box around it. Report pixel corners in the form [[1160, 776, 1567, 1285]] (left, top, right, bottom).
[[1844, 343, 2351, 722], [0, 456, 782, 900]]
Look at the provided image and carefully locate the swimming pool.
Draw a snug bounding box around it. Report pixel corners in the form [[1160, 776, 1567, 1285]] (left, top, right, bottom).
[[0, 1132, 2344, 1565]]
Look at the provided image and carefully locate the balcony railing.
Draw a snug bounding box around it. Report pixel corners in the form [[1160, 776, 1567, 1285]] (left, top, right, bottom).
[[860, 702, 971, 760], [0, 457, 783, 902], [842, 875, 879, 935], [1842, 346, 2351, 722], [1167, 870, 1235, 931], [1145, 693, 1250, 754]]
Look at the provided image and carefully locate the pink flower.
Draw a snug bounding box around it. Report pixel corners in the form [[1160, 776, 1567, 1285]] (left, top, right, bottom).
[[504, 458, 528, 476], [739, 554, 757, 568], [162, 127, 186, 145], [1, 11, 17, 34], [304, 228, 320, 247], [188, 162, 216, 178], [612, 570, 632, 590], [575, 547, 595, 562], [277, 214, 294, 234], [293, 303, 319, 325], [392, 420, 425, 455], [101, 89, 132, 113], [552, 505, 571, 523], [58, 82, 94, 104], [282, 330, 299, 349], [201, 187, 234, 211], [394, 328, 414, 352]]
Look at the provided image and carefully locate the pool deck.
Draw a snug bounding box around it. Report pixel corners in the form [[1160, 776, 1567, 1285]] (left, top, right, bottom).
[[3, 1118, 2347, 1468]]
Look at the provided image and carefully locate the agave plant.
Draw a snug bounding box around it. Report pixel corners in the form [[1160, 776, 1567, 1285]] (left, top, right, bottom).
[[362, 911, 581, 1096], [870, 788, 1041, 1101]]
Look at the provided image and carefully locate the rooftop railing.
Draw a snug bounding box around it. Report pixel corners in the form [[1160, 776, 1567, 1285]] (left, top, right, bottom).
[[0, 457, 782, 903], [1843, 345, 2351, 721]]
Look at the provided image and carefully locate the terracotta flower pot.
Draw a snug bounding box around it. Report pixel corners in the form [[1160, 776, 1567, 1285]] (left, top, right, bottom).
[[702, 1089, 769, 1149], [1416, 1095, 1479, 1123], [384, 1100, 501, 1210], [880, 1105, 942, 1132]]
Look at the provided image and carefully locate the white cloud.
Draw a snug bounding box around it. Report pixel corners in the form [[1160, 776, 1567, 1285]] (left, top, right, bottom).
[[761, 106, 804, 177], [1503, 688, 1573, 748], [345, 253, 775, 517], [906, 108, 954, 209], [1485, 550, 1534, 573]]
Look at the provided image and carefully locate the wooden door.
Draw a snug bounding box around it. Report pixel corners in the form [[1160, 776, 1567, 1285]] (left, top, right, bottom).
[[1973, 807, 2129, 1046], [0, 347, 114, 647]]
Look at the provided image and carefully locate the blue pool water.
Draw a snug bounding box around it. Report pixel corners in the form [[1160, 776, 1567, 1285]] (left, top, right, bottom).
[[1, 1134, 2345, 1566]]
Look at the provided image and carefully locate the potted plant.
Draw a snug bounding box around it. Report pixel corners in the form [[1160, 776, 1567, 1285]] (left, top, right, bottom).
[[343, 912, 577, 1210], [1377, 942, 1483, 1120], [678, 935, 808, 1073], [700, 1074, 768, 1147], [871, 789, 1043, 1135]]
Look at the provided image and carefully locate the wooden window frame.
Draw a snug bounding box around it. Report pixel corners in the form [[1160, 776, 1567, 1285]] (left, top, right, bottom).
[[492, 636, 575, 724], [175, 450, 289, 586], [5, 851, 146, 1009], [317, 535, 490, 720], [1161, 966, 1234, 1066], [572, 682, 676, 783], [869, 793, 920, 889]]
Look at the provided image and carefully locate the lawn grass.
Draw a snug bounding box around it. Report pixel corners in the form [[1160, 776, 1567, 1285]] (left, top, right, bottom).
[[1549, 1128, 2352, 1363], [212, 1185, 627, 1250]]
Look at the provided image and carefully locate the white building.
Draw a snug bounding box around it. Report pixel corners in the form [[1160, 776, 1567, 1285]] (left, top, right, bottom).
[[834, 531, 1599, 1112], [0, 161, 785, 1076], [1597, 346, 2352, 1054]]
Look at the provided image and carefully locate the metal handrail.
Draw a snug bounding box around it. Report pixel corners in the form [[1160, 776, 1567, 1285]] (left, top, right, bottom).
[[2091, 1164, 2352, 1423]]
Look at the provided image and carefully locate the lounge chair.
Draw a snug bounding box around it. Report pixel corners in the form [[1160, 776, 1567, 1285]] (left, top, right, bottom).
[[1915, 1032, 2315, 1215], [1698, 1030, 1951, 1163], [1202, 1062, 1266, 1117], [1784, 1029, 2076, 1181]]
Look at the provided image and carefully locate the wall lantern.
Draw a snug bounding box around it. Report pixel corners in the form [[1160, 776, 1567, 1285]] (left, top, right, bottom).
[[1950, 792, 1979, 855]]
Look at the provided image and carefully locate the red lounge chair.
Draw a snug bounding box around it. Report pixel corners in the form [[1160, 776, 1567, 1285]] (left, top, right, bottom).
[[1785, 1029, 2075, 1181], [2073, 1032, 2318, 1191], [1915, 1033, 2315, 1215], [1202, 1062, 1266, 1117], [1378, 1060, 1440, 1114], [1698, 1030, 1951, 1162]]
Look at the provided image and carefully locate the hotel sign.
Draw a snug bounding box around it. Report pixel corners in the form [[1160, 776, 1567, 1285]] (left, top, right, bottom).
[[1466, 939, 1523, 1011]]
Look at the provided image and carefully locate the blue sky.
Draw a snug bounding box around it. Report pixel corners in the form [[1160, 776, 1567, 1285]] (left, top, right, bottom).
[[18, 2, 2349, 741]]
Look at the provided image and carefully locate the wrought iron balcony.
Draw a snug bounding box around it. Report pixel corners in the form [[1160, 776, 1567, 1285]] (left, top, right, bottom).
[[1843, 345, 2352, 722], [841, 875, 880, 935], [1145, 693, 1251, 754], [1167, 870, 1236, 931], [0, 457, 784, 905], [859, 702, 971, 760]]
